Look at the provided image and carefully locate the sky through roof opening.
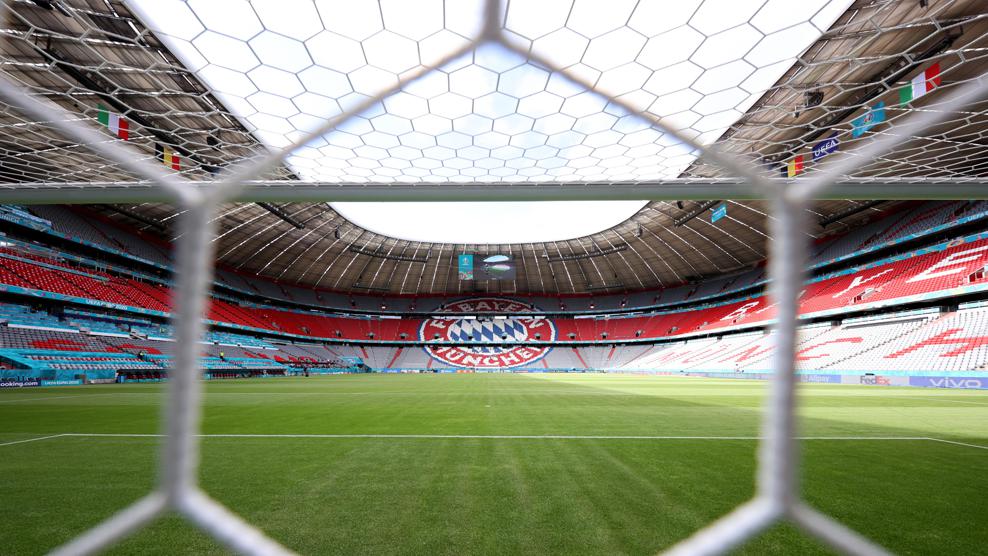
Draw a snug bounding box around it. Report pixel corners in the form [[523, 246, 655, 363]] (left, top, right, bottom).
[[332, 201, 647, 243], [127, 0, 852, 243]]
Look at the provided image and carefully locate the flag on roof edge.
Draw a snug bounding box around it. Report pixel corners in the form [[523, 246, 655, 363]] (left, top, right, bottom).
[[787, 154, 804, 178], [97, 104, 128, 140], [812, 132, 840, 161], [899, 63, 941, 104], [155, 143, 181, 171], [852, 101, 886, 138]]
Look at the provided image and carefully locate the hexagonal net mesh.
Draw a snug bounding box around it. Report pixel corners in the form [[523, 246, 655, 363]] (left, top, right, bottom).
[[1, 0, 986, 190], [0, 1, 986, 555]]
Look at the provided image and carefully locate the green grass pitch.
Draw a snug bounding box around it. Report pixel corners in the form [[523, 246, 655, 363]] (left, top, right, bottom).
[[1, 373, 986, 555]]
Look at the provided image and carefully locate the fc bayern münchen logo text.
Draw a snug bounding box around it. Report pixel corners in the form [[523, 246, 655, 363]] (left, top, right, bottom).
[[419, 298, 556, 369]]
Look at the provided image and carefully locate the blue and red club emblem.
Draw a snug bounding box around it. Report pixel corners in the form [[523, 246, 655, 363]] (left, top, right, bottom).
[[420, 297, 556, 369]]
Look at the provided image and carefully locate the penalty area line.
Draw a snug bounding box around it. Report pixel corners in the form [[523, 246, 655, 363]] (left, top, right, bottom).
[[54, 433, 934, 441], [0, 434, 67, 447], [0, 394, 109, 404], [6, 434, 984, 452], [925, 437, 988, 451]]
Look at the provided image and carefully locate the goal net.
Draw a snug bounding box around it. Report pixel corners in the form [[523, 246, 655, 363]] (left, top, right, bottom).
[[1, 1, 986, 554]]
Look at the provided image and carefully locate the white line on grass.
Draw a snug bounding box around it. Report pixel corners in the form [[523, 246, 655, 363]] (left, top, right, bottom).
[[0, 434, 67, 447], [6, 434, 986, 453], [925, 437, 988, 450], [57, 433, 932, 441], [0, 394, 109, 404], [905, 396, 988, 406], [203, 392, 678, 396]]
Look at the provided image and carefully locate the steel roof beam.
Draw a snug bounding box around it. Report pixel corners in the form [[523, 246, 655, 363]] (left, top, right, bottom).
[[256, 202, 305, 229], [818, 200, 887, 228], [673, 200, 722, 227], [96, 203, 168, 232]]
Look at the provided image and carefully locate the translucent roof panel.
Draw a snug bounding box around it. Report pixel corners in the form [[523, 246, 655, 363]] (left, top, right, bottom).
[[127, 0, 852, 242]]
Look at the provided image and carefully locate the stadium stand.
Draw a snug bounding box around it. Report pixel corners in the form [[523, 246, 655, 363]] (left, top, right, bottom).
[[3, 228, 988, 344], [0, 303, 73, 330], [5, 290, 988, 380], [4, 200, 988, 384], [27, 206, 171, 265]]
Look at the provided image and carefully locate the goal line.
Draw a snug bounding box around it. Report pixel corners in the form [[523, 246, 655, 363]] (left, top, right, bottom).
[[2, 433, 985, 450]]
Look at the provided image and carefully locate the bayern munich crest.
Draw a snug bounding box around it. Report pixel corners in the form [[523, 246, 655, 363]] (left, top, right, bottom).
[[420, 297, 556, 369]]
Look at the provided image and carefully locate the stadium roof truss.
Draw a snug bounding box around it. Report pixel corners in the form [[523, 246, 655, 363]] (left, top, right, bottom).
[[2, 1, 988, 555]]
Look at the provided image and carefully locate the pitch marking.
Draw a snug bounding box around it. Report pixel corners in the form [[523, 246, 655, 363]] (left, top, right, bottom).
[[56, 433, 933, 440], [0, 434, 67, 447], [0, 394, 108, 404], [925, 437, 988, 451], [905, 396, 988, 406], [4, 434, 985, 453]]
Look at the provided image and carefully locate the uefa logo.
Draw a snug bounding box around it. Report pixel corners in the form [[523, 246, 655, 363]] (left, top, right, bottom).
[[420, 297, 556, 369]]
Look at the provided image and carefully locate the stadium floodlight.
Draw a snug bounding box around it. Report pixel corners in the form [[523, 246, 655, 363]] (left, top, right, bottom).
[[1, 0, 988, 555]]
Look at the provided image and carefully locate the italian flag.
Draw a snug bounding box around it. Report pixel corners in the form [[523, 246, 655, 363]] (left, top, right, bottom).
[[787, 154, 804, 178], [97, 104, 129, 140], [155, 143, 181, 171], [899, 63, 941, 104]]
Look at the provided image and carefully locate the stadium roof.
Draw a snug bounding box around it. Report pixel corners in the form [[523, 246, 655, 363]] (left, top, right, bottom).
[[1, 0, 987, 294]]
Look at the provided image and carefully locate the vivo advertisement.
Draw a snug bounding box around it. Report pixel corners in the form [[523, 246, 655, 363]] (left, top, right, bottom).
[[908, 376, 988, 389], [657, 372, 988, 390]]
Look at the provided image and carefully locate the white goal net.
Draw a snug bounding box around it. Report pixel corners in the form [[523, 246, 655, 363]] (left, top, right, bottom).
[[1, 1, 987, 554]]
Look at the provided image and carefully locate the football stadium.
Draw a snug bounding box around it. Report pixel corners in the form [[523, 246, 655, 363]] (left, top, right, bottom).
[[1, 0, 987, 554]]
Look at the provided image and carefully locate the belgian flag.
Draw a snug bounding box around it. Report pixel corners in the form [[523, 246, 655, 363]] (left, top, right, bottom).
[[155, 143, 180, 171]]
